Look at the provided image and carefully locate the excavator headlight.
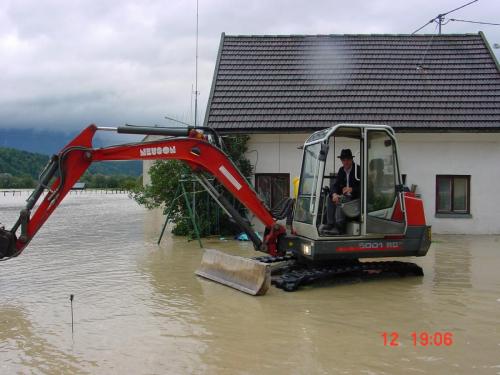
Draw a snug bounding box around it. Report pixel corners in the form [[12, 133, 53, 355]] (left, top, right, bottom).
[[302, 243, 313, 256]]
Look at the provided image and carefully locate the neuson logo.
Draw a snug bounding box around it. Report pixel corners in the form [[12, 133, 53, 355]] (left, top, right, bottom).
[[140, 146, 176, 157]]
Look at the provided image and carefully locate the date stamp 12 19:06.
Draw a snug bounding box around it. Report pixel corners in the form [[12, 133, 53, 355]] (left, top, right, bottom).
[[381, 332, 454, 347]]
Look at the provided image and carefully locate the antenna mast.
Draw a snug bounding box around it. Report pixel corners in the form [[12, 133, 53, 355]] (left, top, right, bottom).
[[194, 0, 199, 128]]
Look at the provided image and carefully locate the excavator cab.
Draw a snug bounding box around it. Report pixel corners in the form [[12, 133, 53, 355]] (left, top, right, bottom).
[[289, 124, 428, 262]]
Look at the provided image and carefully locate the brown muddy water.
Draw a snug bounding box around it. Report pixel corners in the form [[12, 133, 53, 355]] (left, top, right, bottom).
[[0, 192, 499, 374]]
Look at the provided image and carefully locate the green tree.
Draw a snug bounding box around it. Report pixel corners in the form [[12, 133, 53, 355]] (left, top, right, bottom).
[[77, 172, 141, 190], [15, 175, 36, 188], [0, 174, 13, 188], [0, 146, 143, 190], [0, 173, 36, 188], [131, 135, 253, 237]]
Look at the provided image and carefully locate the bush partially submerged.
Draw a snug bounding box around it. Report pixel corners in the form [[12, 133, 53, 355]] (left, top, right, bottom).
[[131, 135, 253, 237]]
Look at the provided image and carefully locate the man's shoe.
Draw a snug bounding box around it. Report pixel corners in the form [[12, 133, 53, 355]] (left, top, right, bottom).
[[336, 221, 347, 235], [320, 225, 340, 235], [319, 224, 334, 231]]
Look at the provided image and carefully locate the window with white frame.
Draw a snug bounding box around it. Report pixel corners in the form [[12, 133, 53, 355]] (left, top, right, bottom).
[[436, 175, 470, 215]]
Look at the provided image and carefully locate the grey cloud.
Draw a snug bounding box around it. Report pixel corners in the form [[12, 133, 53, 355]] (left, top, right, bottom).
[[0, 0, 498, 132]]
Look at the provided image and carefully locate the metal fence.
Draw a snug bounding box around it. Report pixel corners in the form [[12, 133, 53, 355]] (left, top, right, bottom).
[[0, 189, 129, 197]]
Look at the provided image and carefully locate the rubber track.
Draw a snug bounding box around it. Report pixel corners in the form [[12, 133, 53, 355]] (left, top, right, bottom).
[[253, 255, 423, 292], [253, 255, 296, 263]]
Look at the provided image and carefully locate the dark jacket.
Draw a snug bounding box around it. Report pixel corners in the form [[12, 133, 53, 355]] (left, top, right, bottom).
[[332, 163, 360, 199]]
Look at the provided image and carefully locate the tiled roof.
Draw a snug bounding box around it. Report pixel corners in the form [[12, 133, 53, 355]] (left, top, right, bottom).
[[204, 33, 500, 132]]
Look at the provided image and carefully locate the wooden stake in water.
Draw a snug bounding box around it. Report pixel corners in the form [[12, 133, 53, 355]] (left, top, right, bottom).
[[70, 294, 74, 334]]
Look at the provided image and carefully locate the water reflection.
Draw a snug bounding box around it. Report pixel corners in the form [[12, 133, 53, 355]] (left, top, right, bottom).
[[433, 236, 472, 291], [0, 305, 92, 374]]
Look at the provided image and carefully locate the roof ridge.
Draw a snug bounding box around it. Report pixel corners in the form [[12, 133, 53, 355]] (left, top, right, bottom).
[[224, 33, 481, 38]]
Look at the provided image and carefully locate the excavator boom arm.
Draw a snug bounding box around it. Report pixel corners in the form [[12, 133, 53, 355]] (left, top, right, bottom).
[[0, 124, 281, 260]]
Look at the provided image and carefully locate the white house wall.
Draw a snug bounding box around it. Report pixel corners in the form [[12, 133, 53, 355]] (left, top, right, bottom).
[[247, 132, 500, 235], [247, 133, 307, 192], [397, 133, 500, 235], [143, 159, 155, 186]]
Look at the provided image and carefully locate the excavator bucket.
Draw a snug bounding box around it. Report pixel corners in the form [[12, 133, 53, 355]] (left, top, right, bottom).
[[0, 228, 17, 259], [195, 249, 271, 296]]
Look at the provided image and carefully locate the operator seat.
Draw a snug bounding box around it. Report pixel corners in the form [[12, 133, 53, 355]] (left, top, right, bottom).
[[340, 198, 360, 219]]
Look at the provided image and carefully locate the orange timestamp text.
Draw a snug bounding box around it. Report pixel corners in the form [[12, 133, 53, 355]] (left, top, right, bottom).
[[381, 331, 454, 347]]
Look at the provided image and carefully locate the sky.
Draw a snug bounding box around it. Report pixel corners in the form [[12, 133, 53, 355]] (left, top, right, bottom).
[[0, 0, 499, 134]]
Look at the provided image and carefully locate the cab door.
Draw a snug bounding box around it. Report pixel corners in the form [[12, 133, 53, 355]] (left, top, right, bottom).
[[364, 128, 406, 235], [293, 141, 327, 239]]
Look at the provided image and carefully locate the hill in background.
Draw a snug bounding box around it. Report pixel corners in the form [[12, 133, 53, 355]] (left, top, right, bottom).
[[0, 127, 143, 155], [0, 128, 83, 155], [0, 147, 142, 178]]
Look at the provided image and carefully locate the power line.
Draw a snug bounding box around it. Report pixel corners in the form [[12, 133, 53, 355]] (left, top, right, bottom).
[[412, 20, 435, 35], [411, 0, 479, 34], [164, 115, 192, 127], [440, 0, 479, 17], [417, 23, 439, 69], [449, 18, 500, 26]]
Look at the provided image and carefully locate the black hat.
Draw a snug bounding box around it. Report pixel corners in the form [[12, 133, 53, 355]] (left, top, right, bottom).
[[338, 149, 354, 160]]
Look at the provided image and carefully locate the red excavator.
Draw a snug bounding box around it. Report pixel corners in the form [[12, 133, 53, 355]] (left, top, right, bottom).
[[0, 123, 431, 295]]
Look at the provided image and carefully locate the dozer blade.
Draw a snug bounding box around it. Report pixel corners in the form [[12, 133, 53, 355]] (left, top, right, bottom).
[[195, 248, 271, 296]]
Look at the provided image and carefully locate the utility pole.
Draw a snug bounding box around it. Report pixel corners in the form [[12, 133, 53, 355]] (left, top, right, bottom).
[[437, 14, 444, 34]]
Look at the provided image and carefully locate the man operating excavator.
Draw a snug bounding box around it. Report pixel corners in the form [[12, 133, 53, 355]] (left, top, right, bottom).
[[322, 148, 360, 235]]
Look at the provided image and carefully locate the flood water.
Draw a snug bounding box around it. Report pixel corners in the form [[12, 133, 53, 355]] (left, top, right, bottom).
[[0, 192, 499, 374]]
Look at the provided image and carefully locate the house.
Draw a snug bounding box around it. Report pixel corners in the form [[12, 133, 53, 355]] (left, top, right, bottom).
[[203, 33, 500, 234]]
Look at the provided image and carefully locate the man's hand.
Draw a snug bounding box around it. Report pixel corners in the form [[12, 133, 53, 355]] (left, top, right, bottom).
[[342, 187, 353, 195], [332, 193, 340, 204]]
